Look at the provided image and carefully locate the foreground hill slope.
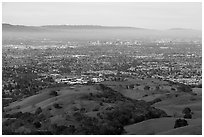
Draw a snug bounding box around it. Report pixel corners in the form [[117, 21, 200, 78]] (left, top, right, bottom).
[[101, 78, 202, 135], [3, 78, 202, 135], [3, 84, 167, 135], [124, 117, 201, 135]]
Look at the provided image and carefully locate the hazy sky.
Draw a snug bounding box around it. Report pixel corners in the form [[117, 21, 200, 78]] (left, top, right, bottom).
[[2, 2, 202, 30]]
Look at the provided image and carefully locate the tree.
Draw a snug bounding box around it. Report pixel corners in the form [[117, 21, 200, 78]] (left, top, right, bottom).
[[182, 107, 192, 119], [35, 107, 42, 115], [184, 113, 192, 119], [53, 103, 62, 109], [49, 90, 58, 96], [144, 86, 150, 90], [129, 84, 134, 89], [177, 84, 192, 93], [33, 121, 41, 128], [182, 107, 191, 115], [174, 119, 188, 128], [155, 85, 160, 90]]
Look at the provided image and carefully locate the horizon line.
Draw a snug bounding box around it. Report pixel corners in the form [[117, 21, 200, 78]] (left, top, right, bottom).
[[2, 22, 201, 31]]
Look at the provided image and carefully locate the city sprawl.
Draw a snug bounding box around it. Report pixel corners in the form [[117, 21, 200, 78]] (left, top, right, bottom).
[[2, 39, 202, 106]]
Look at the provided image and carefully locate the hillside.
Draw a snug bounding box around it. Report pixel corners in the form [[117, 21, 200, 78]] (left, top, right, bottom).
[[124, 117, 201, 135], [3, 77, 202, 135], [101, 78, 202, 135], [3, 83, 167, 135]]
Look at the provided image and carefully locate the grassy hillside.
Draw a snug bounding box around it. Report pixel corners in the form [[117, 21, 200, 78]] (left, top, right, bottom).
[[101, 78, 202, 135], [125, 117, 201, 135], [3, 83, 167, 135], [3, 78, 202, 135]]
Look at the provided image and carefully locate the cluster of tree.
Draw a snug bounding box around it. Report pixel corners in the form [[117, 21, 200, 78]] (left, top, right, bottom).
[[49, 90, 58, 96], [2, 65, 59, 106], [182, 107, 192, 119], [174, 119, 188, 128], [173, 107, 193, 129], [189, 84, 202, 88], [3, 68, 67, 107], [144, 85, 150, 90], [81, 84, 131, 103], [177, 84, 192, 93], [2, 108, 50, 135]]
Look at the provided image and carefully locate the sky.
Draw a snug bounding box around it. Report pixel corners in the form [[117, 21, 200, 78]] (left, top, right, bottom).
[[2, 2, 202, 30]]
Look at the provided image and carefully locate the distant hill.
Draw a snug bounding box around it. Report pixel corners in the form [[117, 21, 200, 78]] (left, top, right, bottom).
[[2, 23, 202, 43], [3, 23, 144, 31], [2, 23, 44, 32], [41, 25, 140, 30]]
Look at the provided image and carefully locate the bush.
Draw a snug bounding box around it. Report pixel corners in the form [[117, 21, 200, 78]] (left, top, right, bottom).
[[50, 124, 68, 134], [129, 84, 134, 89], [35, 107, 42, 115], [177, 84, 192, 93], [184, 113, 192, 119], [33, 121, 41, 128], [53, 103, 62, 109], [80, 107, 86, 112], [146, 107, 167, 118], [144, 86, 150, 90], [89, 93, 93, 96], [143, 94, 148, 97], [99, 102, 103, 106], [155, 86, 160, 90], [49, 90, 58, 96], [73, 112, 84, 121], [72, 106, 79, 111], [182, 107, 191, 115], [174, 119, 188, 128], [190, 97, 197, 101], [93, 107, 99, 111], [197, 84, 202, 88]]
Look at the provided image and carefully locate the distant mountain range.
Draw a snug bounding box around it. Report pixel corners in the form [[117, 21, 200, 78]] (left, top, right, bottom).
[[2, 23, 202, 42], [3, 23, 147, 31], [3, 23, 199, 31]]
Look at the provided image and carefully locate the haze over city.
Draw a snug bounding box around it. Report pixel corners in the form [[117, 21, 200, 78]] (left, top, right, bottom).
[[2, 2, 202, 30]]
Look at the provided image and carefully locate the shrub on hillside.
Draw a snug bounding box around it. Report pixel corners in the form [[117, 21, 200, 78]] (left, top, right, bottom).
[[155, 85, 160, 90], [171, 87, 176, 91], [129, 84, 134, 89], [182, 107, 191, 115], [182, 107, 192, 119], [174, 119, 188, 128], [184, 113, 192, 119], [177, 84, 192, 93], [35, 107, 42, 115], [144, 86, 150, 90], [33, 121, 41, 128], [146, 107, 167, 118], [49, 90, 58, 96], [53, 103, 62, 109]]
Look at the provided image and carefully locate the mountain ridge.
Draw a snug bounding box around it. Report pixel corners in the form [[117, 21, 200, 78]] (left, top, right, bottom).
[[2, 23, 201, 42], [4, 23, 200, 31], [3, 23, 147, 30]]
